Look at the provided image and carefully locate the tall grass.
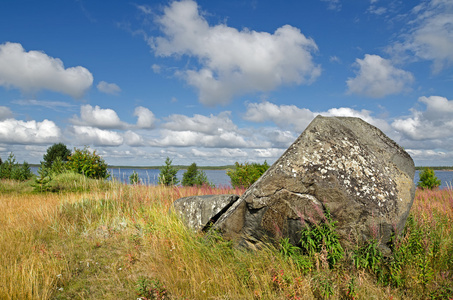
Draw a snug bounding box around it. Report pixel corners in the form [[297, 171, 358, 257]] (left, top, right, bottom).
[[0, 178, 452, 299]]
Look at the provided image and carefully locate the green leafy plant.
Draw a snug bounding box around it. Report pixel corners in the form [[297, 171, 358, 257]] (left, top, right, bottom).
[[158, 157, 179, 186], [129, 171, 140, 185], [182, 162, 212, 186], [279, 237, 313, 272], [299, 209, 344, 268], [226, 161, 269, 188], [136, 276, 169, 300], [42, 143, 71, 169], [66, 147, 109, 179], [417, 167, 441, 189], [352, 238, 383, 274]]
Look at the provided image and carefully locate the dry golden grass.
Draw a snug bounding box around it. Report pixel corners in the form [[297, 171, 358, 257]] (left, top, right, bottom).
[[0, 180, 452, 299]]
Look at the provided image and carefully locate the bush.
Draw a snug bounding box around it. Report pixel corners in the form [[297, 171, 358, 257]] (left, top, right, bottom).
[[67, 147, 109, 179], [42, 143, 71, 169], [0, 153, 33, 181], [417, 167, 441, 189], [129, 171, 140, 185], [158, 157, 179, 186], [182, 163, 212, 187], [227, 161, 269, 188]]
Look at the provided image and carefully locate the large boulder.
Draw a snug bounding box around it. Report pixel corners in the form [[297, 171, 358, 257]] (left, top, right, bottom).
[[214, 116, 415, 253], [172, 194, 239, 232]]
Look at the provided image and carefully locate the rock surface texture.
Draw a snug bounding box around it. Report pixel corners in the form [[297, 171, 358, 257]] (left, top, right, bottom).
[[214, 116, 415, 253], [172, 194, 239, 232]]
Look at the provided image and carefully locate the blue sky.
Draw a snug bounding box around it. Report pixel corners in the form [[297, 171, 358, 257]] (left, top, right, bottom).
[[0, 0, 452, 166]]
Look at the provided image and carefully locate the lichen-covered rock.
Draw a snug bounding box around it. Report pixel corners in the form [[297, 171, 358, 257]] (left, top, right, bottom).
[[172, 194, 239, 231], [214, 116, 415, 254]]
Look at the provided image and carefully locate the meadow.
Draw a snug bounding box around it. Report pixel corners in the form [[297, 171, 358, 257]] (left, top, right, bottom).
[[0, 176, 452, 299]]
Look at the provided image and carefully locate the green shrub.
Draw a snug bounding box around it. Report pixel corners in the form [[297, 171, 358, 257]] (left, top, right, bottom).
[[417, 167, 441, 189], [299, 209, 344, 268], [0, 153, 33, 181], [32, 163, 53, 192], [227, 161, 269, 188], [182, 163, 212, 187], [158, 157, 179, 186], [129, 171, 140, 185], [42, 143, 71, 169], [67, 147, 109, 179]]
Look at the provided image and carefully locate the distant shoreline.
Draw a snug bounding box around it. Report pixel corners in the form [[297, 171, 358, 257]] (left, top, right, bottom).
[[27, 164, 453, 171], [108, 165, 234, 171]]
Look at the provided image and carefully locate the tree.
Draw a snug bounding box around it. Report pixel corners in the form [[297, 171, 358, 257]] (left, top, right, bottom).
[[227, 161, 270, 188], [66, 147, 109, 179], [158, 157, 179, 186], [182, 162, 212, 186], [417, 167, 441, 190], [129, 171, 140, 185], [42, 143, 71, 169], [0, 152, 32, 181], [32, 163, 53, 192]]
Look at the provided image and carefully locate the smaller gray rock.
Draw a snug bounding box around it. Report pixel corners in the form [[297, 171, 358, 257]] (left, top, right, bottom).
[[172, 194, 239, 231]]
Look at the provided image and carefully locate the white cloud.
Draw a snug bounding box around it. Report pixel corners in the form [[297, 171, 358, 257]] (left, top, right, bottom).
[[68, 125, 123, 146], [346, 54, 414, 98], [134, 106, 156, 129], [329, 56, 341, 63], [321, 0, 341, 11], [151, 129, 251, 148], [191, 148, 249, 158], [123, 130, 145, 146], [97, 81, 121, 95], [0, 42, 93, 98], [163, 112, 236, 134], [71, 104, 127, 129], [367, 5, 387, 15], [254, 148, 284, 158], [322, 107, 392, 132], [151, 64, 161, 73], [244, 101, 315, 132], [0, 119, 61, 144], [392, 96, 453, 140], [0, 106, 13, 120], [389, 0, 453, 73], [150, 0, 321, 105], [12, 99, 76, 110], [244, 101, 392, 134]]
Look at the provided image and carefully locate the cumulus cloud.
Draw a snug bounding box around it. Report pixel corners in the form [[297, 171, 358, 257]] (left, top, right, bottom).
[[389, 0, 453, 73], [0, 42, 93, 98], [346, 54, 414, 98], [97, 81, 121, 95], [163, 112, 236, 134], [123, 130, 146, 146], [392, 96, 453, 140], [134, 106, 156, 129], [150, 129, 252, 148], [0, 119, 61, 144], [244, 101, 315, 132], [0, 106, 13, 120], [71, 104, 127, 129], [191, 148, 249, 158], [150, 0, 321, 105], [244, 101, 392, 133], [68, 125, 123, 146]]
